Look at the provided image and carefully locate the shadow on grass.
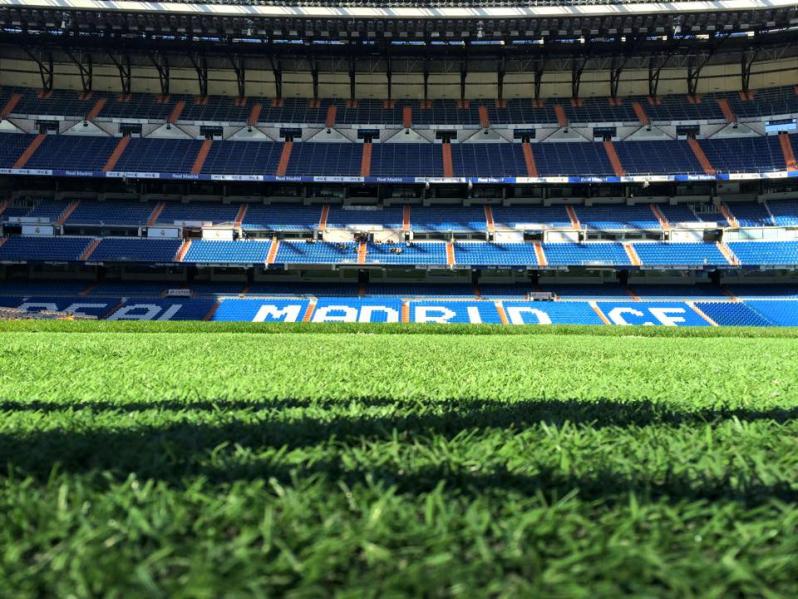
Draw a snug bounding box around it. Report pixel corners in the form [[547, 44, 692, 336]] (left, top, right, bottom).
[[2, 396, 797, 426], [1, 397, 796, 503]]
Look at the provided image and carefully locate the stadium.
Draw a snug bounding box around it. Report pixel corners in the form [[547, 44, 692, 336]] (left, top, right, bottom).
[[0, 0, 797, 595]]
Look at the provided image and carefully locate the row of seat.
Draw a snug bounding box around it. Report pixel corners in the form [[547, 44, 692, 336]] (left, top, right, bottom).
[[1, 293, 797, 326], [0, 133, 798, 178], [2, 133, 796, 178], [1, 236, 797, 267], [5, 197, 798, 230], [4, 84, 797, 126]]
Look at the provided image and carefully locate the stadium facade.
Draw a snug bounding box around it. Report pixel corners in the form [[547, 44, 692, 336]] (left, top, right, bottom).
[[0, 0, 796, 325]]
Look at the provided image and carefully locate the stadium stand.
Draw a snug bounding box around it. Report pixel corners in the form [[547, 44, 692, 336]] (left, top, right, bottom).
[[533, 142, 616, 177], [1, 10, 798, 327], [726, 241, 798, 266], [369, 145, 444, 178], [453, 242, 539, 267], [693, 302, 775, 327], [726, 202, 774, 228], [451, 145, 527, 178], [284, 144, 363, 178], [242, 204, 322, 231], [5, 84, 798, 128], [573, 205, 660, 231], [89, 238, 182, 263], [182, 240, 271, 264], [632, 243, 729, 267], [744, 300, 798, 326], [700, 136, 786, 174], [274, 241, 359, 264], [769, 201, 798, 227], [9, 199, 795, 233], [364, 242, 448, 265], [2, 131, 798, 181], [201, 141, 282, 176], [613, 140, 703, 176], [500, 301, 607, 325], [112, 138, 204, 174], [3, 233, 798, 269], [412, 206, 487, 233], [543, 242, 631, 267], [66, 200, 155, 227], [0, 236, 91, 262], [105, 299, 217, 321], [26, 136, 118, 172]]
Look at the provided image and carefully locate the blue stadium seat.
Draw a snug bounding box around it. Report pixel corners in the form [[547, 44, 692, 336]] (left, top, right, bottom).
[[412, 206, 487, 232], [534, 142, 616, 177], [657, 204, 700, 225], [369, 145, 443, 178], [275, 241, 359, 264], [500, 301, 606, 325], [409, 300, 502, 324], [574, 205, 660, 230], [365, 242, 447, 265], [285, 143, 362, 177], [453, 242, 538, 266], [0, 132, 795, 180], [24, 199, 70, 222], [725, 202, 774, 227], [201, 141, 282, 175], [4, 84, 798, 130], [0, 133, 34, 168], [450, 144, 527, 178], [311, 297, 404, 323], [113, 138, 203, 173], [543, 242, 631, 266], [243, 204, 322, 231], [90, 238, 182, 262], [66, 200, 155, 226], [694, 302, 774, 326], [0, 236, 91, 262], [614, 140, 703, 175], [727, 241, 798, 265], [212, 298, 310, 322], [183, 240, 271, 264], [744, 300, 798, 326], [641, 95, 724, 123], [701, 136, 784, 174], [106, 298, 216, 321], [633, 242, 728, 267], [768, 200, 798, 227], [25, 135, 117, 171]]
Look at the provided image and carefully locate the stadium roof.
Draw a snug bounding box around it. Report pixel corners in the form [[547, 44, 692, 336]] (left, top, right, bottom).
[[2, 0, 795, 45], [1, 0, 795, 97], [1, 0, 796, 18]]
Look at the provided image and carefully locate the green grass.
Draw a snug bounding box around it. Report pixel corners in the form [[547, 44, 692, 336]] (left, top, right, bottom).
[[1, 324, 797, 597]]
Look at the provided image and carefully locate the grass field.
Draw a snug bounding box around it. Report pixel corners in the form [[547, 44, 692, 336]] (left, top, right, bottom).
[[1, 322, 797, 597]]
